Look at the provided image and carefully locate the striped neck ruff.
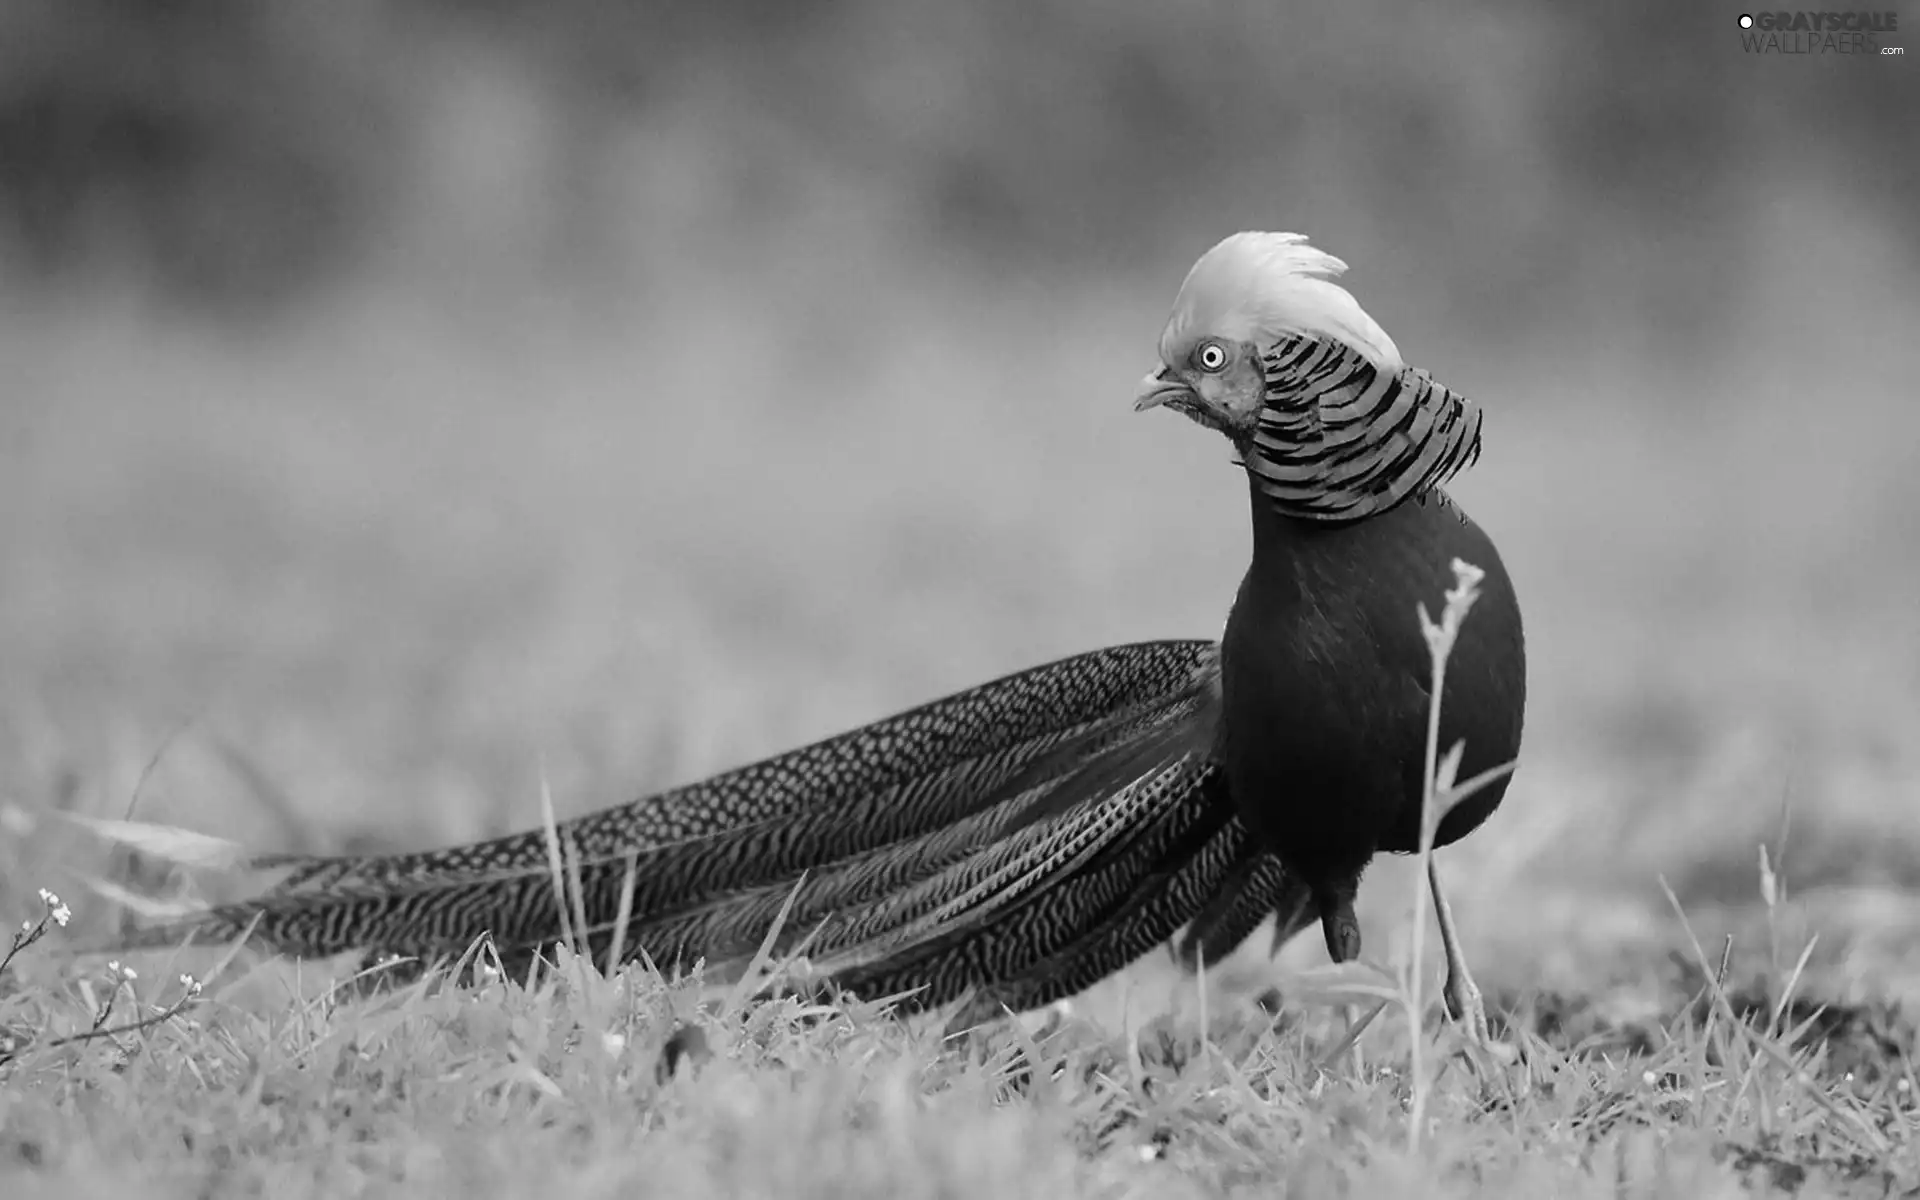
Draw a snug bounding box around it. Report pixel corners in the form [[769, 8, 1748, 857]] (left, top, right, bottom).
[[1244, 333, 1484, 523]]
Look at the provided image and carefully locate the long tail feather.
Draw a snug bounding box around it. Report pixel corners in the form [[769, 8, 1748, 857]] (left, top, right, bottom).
[[90, 642, 1222, 959], [85, 636, 1296, 1024]]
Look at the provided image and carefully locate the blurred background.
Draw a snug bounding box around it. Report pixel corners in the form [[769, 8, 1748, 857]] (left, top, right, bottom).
[[1, 1, 1916, 1006]]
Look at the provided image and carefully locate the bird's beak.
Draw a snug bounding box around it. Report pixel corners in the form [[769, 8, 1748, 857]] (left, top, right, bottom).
[[1134, 365, 1193, 413]]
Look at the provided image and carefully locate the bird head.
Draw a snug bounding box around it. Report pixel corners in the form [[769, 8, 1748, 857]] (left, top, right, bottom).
[[1135, 232, 1402, 442]]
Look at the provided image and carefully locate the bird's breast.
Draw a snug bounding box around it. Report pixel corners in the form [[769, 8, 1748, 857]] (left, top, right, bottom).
[[1216, 490, 1527, 875]]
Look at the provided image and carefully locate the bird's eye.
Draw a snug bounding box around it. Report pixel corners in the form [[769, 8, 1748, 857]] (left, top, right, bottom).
[[1193, 342, 1230, 373]]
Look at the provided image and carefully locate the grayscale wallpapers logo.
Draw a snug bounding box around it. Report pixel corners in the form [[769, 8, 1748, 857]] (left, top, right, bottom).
[[1737, 11, 1905, 54]]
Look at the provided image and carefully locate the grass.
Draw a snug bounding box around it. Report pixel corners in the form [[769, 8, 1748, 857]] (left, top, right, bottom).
[[1, 862, 1915, 1197], [2, 213, 1919, 1193]]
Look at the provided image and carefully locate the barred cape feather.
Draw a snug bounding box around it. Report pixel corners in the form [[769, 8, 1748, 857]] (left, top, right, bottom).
[[1248, 333, 1483, 522]]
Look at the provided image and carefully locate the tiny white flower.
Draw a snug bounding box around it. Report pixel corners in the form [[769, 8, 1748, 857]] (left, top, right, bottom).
[[1641, 1070, 1657, 1087], [50, 904, 71, 928]]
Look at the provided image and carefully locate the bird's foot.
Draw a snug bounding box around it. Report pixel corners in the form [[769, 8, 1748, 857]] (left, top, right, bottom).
[[1442, 967, 1517, 1066], [1441, 965, 1487, 1040]]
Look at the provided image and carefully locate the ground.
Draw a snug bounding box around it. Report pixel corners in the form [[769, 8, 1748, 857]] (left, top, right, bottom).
[[1, 212, 1917, 1195]]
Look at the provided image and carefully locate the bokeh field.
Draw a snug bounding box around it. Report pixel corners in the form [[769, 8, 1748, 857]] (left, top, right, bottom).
[[1, 4, 1917, 1194]]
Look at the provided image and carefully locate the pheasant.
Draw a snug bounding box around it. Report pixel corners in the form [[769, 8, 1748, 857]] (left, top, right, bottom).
[[1132, 232, 1526, 1036], [86, 232, 1522, 1036]]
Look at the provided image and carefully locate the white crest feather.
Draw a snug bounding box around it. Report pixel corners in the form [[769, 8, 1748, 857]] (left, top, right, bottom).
[[1159, 232, 1402, 368]]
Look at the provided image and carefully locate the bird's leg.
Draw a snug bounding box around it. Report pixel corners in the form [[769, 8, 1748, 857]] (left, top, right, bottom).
[[1317, 880, 1375, 1076], [1426, 857, 1489, 1044], [1427, 858, 1522, 1085]]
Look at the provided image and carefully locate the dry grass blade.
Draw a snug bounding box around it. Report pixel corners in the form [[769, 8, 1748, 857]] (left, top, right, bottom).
[[718, 872, 811, 1020], [537, 769, 580, 966], [61, 814, 252, 872], [1316, 999, 1391, 1072], [121, 710, 203, 822], [605, 850, 640, 977]]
